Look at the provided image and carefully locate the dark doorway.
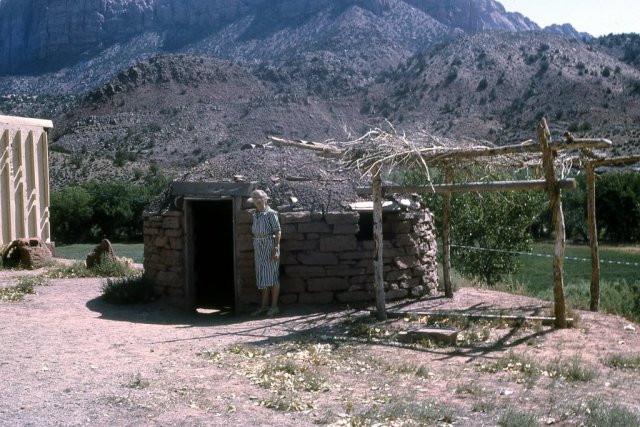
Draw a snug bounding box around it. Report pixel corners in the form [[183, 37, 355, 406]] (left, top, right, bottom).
[[192, 200, 235, 310]]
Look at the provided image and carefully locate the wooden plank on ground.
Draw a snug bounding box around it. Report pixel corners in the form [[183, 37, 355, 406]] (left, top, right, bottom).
[[397, 328, 458, 344], [371, 309, 573, 327]]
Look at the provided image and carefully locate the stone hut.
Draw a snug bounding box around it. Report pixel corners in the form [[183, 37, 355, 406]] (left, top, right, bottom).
[[143, 146, 438, 312]]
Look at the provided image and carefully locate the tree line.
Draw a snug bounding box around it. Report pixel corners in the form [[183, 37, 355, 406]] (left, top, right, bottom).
[[50, 173, 171, 244], [404, 169, 640, 286], [50, 169, 638, 285]]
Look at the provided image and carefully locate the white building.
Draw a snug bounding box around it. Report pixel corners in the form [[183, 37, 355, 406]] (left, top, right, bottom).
[[0, 115, 53, 245]]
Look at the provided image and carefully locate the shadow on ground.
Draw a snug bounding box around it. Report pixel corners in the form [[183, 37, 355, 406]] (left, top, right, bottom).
[[86, 291, 559, 361]]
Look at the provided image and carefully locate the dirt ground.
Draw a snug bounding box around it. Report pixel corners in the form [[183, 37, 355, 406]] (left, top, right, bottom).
[[0, 265, 638, 427]]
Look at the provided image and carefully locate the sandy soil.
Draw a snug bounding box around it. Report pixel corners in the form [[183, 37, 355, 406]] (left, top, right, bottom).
[[0, 266, 638, 426]]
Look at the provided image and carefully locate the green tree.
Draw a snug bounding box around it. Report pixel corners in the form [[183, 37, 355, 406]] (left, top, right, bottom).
[[596, 172, 640, 242], [533, 171, 640, 243], [85, 181, 137, 241], [49, 173, 172, 244], [404, 169, 546, 286], [50, 186, 94, 243], [562, 174, 588, 242], [447, 190, 545, 285]]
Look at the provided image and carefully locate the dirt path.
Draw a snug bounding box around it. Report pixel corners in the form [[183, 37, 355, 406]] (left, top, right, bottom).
[[0, 271, 638, 426]]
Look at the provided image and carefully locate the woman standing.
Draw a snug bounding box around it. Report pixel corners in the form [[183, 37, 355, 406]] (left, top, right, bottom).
[[249, 189, 281, 316]]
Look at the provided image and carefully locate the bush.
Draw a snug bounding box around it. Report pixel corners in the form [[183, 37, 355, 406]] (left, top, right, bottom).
[[603, 353, 640, 370], [0, 276, 45, 301], [101, 275, 155, 304], [536, 58, 550, 76], [43, 257, 136, 279], [404, 169, 546, 286], [91, 255, 138, 278], [444, 67, 458, 85], [584, 399, 640, 427], [498, 407, 537, 427]]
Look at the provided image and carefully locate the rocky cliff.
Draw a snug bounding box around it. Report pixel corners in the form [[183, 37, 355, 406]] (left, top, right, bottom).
[[406, 0, 538, 32], [0, 0, 539, 75]]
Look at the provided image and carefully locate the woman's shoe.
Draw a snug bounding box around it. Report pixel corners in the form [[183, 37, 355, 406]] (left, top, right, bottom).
[[267, 307, 280, 316]]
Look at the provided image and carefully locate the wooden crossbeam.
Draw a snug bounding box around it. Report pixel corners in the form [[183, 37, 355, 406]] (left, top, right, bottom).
[[268, 135, 613, 163], [356, 178, 576, 196], [590, 155, 640, 167]]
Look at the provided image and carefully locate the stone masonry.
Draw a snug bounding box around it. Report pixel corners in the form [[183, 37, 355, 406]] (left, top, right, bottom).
[[144, 204, 438, 311], [143, 211, 185, 308]]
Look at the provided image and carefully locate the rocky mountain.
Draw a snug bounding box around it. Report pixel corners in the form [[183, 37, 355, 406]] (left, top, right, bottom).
[[544, 23, 592, 41], [0, 0, 537, 77], [366, 31, 640, 145], [0, 0, 639, 189]]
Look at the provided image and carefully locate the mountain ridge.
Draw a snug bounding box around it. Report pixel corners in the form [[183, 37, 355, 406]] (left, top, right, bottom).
[[0, 0, 541, 76], [0, 0, 639, 189]]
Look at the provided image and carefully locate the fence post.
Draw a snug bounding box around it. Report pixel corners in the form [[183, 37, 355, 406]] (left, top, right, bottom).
[[442, 167, 453, 298], [586, 163, 601, 311], [537, 118, 568, 328], [372, 164, 387, 320]]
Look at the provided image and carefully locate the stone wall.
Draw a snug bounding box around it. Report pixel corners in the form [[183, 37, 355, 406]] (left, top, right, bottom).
[[236, 209, 438, 308], [143, 206, 439, 311], [143, 211, 186, 308]]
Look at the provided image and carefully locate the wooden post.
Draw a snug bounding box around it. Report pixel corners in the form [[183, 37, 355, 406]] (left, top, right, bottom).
[[584, 155, 640, 312], [537, 118, 568, 328], [586, 163, 601, 311], [372, 164, 387, 320], [442, 167, 453, 298]]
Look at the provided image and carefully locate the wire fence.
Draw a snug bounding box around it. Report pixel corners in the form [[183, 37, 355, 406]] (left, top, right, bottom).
[[450, 244, 640, 268]]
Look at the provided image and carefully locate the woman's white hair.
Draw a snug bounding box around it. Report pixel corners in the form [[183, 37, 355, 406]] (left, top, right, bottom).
[[248, 189, 269, 203]]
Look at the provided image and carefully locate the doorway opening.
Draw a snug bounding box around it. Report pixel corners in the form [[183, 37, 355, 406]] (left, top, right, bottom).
[[191, 200, 235, 311]]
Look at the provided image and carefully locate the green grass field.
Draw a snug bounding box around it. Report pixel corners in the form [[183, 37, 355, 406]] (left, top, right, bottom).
[[510, 243, 640, 321], [54, 243, 144, 264], [513, 243, 640, 289]]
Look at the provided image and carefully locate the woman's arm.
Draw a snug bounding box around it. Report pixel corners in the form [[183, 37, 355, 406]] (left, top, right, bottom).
[[271, 230, 281, 260]]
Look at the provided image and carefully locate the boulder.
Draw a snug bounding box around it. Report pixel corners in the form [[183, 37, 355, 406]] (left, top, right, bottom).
[[1, 238, 53, 269], [86, 239, 117, 268]]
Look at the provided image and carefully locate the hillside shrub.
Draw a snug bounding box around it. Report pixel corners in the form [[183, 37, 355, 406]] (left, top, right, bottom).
[[444, 67, 458, 85], [536, 58, 550, 76], [114, 149, 137, 166]]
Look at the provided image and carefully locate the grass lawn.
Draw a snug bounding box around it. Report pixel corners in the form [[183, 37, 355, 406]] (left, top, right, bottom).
[[510, 243, 640, 320], [513, 243, 640, 291], [54, 243, 144, 264]]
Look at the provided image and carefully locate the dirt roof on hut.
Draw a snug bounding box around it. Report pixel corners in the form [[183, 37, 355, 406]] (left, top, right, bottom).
[[148, 146, 372, 214]]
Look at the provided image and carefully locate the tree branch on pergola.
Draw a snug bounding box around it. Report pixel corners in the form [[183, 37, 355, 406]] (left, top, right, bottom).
[[268, 119, 612, 327]]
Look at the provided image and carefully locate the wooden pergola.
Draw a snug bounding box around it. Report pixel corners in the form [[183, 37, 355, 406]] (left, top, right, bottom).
[[269, 118, 618, 328]]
